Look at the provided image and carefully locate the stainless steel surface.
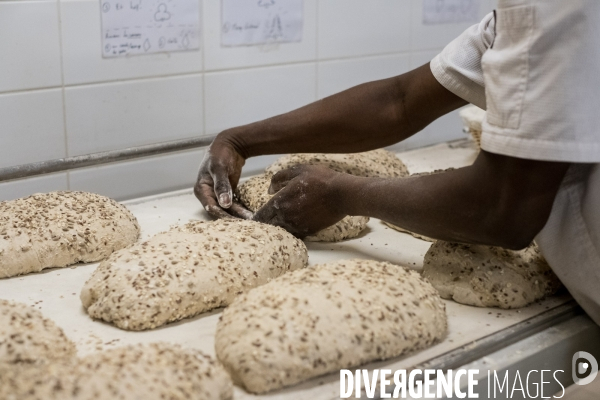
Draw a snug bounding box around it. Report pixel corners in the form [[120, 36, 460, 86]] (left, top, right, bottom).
[[450, 313, 600, 400], [416, 300, 582, 373], [0, 141, 581, 400], [0, 135, 217, 182]]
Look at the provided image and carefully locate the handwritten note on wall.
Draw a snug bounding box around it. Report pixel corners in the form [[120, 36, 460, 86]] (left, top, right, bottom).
[[221, 0, 303, 47], [101, 0, 200, 58], [423, 0, 480, 25]]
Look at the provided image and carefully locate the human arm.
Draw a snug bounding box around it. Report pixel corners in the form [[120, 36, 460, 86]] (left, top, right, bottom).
[[194, 63, 467, 218], [254, 150, 570, 249]]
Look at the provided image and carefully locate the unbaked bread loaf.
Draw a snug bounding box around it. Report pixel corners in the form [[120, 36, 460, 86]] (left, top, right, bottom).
[[237, 173, 369, 242], [0, 343, 232, 400], [0, 191, 140, 278], [423, 241, 562, 308], [215, 259, 447, 393], [0, 300, 76, 364], [81, 219, 308, 330], [265, 149, 409, 178]]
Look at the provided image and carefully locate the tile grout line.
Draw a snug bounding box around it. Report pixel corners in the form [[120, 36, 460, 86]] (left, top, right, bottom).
[[0, 50, 441, 98], [0, 45, 450, 100], [56, 0, 71, 190]]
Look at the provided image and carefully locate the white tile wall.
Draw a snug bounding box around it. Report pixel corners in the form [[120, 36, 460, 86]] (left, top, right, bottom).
[[203, 0, 317, 71], [393, 111, 466, 152], [1, 0, 495, 201], [204, 63, 316, 135], [59, 0, 203, 85], [409, 49, 441, 70], [0, 1, 62, 93], [69, 149, 205, 201], [410, 0, 493, 50], [0, 173, 68, 202], [0, 89, 66, 168], [64, 75, 203, 156], [318, 0, 410, 60], [317, 54, 410, 99]]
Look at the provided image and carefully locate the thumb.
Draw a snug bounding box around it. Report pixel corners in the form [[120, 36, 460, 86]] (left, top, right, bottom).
[[211, 167, 233, 209]]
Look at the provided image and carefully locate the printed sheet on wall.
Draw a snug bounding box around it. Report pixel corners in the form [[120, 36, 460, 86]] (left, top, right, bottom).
[[100, 0, 201, 57]]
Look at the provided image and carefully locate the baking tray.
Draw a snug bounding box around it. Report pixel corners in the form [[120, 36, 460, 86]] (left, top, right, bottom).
[[0, 140, 572, 400]]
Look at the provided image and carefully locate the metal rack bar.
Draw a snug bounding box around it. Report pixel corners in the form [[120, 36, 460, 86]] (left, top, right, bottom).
[[0, 135, 217, 182], [415, 300, 582, 372]]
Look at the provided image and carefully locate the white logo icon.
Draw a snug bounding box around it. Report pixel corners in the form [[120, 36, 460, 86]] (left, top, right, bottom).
[[573, 351, 598, 386]]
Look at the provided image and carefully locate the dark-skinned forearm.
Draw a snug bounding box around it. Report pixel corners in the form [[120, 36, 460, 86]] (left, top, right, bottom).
[[220, 64, 466, 159], [334, 151, 570, 249]]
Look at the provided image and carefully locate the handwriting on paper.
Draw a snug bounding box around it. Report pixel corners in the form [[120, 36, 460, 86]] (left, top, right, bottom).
[[101, 0, 200, 58], [422, 0, 479, 25], [221, 0, 303, 47]]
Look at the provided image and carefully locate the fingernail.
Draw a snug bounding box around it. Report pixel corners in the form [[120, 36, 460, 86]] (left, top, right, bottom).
[[219, 193, 230, 205]]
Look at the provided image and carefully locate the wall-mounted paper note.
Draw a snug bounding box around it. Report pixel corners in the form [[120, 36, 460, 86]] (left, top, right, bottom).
[[221, 0, 303, 47], [423, 0, 479, 25], [101, 0, 200, 58]]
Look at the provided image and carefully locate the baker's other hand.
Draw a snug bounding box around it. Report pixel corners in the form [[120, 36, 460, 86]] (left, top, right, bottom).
[[194, 135, 253, 220], [253, 165, 349, 238]]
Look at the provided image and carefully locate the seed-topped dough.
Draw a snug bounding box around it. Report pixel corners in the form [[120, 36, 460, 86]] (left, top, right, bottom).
[[0, 191, 140, 278], [215, 259, 447, 393], [0, 300, 76, 365], [423, 241, 562, 308], [0, 343, 232, 400], [81, 219, 309, 330], [237, 173, 369, 242], [265, 149, 409, 178]]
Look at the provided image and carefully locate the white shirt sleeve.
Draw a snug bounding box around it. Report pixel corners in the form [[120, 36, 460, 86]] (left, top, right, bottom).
[[430, 12, 495, 110], [432, 2, 600, 163]]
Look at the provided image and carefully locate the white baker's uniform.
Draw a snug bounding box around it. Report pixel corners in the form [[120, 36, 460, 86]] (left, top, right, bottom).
[[431, 0, 600, 324]]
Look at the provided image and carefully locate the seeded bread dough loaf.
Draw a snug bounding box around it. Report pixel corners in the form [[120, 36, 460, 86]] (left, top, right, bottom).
[[0, 191, 140, 278], [215, 259, 447, 393], [237, 173, 369, 242], [265, 149, 409, 178], [423, 241, 562, 309], [0, 300, 76, 365], [0, 343, 232, 400], [81, 219, 308, 330]]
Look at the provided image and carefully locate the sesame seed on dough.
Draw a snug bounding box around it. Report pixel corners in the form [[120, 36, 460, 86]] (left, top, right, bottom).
[[0, 300, 76, 365], [215, 259, 447, 394], [0, 191, 140, 278], [265, 149, 409, 178], [80, 219, 308, 331], [0, 343, 232, 400], [423, 241, 562, 309]]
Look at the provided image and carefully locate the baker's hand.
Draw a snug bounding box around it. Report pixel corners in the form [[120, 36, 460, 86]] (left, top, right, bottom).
[[253, 165, 349, 237], [194, 137, 253, 220]]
